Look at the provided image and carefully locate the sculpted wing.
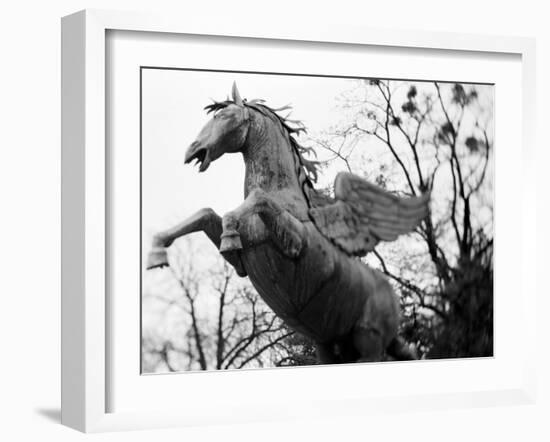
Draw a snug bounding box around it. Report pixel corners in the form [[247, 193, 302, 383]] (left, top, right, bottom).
[[310, 172, 430, 256]]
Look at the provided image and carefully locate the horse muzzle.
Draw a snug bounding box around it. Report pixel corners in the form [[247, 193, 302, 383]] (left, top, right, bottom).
[[185, 141, 211, 172]]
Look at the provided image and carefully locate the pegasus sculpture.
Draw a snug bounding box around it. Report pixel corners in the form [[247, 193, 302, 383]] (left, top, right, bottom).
[[147, 83, 430, 363]]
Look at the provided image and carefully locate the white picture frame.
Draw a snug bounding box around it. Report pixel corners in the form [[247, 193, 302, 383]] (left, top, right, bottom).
[[61, 9, 537, 433]]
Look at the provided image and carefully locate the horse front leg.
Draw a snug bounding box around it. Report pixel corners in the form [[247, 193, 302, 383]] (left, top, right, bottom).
[[146, 207, 247, 276], [220, 189, 307, 259]]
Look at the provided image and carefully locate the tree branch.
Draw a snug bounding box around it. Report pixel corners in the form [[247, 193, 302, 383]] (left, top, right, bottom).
[[237, 332, 295, 369], [215, 270, 231, 369], [169, 266, 208, 370], [373, 250, 447, 319]]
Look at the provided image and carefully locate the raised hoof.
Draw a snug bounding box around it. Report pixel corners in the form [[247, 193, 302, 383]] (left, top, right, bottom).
[[219, 231, 243, 253], [146, 247, 169, 270]]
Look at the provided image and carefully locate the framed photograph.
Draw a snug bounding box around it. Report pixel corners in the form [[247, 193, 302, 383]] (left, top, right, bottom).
[[61, 9, 537, 432]]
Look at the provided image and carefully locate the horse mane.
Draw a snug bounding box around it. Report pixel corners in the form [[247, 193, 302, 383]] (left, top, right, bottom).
[[204, 98, 333, 208]]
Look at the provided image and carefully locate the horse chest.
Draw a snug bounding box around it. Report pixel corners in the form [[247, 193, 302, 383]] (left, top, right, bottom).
[[238, 226, 369, 342], [239, 244, 304, 317]]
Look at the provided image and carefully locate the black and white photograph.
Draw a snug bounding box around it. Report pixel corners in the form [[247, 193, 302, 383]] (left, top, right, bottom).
[[141, 70, 494, 373], [4, 0, 549, 439]]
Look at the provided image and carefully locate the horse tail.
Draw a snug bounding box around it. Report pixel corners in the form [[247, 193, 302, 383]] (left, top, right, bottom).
[[386, 337, 418, 361]]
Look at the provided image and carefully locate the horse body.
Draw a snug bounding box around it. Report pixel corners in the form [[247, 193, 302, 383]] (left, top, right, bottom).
[[147, 85, 418, 363], [234, 110, 396, 349], [239, 227, 397, 346]]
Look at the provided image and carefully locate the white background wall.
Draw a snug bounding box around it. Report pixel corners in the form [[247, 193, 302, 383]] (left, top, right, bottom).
[[0, 1, 547, 440]]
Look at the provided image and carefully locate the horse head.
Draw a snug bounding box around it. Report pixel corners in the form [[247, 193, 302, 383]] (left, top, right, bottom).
[[185, 82, 250, 172]]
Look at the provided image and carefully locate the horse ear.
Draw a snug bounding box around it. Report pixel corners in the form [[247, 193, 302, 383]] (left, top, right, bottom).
[[232, 82, 243, 106]]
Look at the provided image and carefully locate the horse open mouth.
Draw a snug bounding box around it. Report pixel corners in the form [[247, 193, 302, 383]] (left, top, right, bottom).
[[184, 146, 211, 172]]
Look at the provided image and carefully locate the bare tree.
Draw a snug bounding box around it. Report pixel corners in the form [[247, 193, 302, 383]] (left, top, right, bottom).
[[307, 80, 493, 358], [142, 237, 315, 372]]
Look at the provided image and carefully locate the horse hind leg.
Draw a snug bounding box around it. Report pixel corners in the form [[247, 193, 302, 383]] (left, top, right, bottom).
[[146, 207, 247, 276], [315, 342, 339, 365], [353, 326, 418, 362], [316, 329, 385, 364], [351, 276, 418, 362], [386, 337, 418, 361], [352, 275, 401, 363], [352, 325, 386, 363]]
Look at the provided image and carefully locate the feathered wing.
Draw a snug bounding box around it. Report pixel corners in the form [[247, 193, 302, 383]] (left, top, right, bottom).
[[309, 172, 430, 256]]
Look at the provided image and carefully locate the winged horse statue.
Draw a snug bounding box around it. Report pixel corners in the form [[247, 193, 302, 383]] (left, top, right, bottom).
[[147, 83, 430, 363]]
